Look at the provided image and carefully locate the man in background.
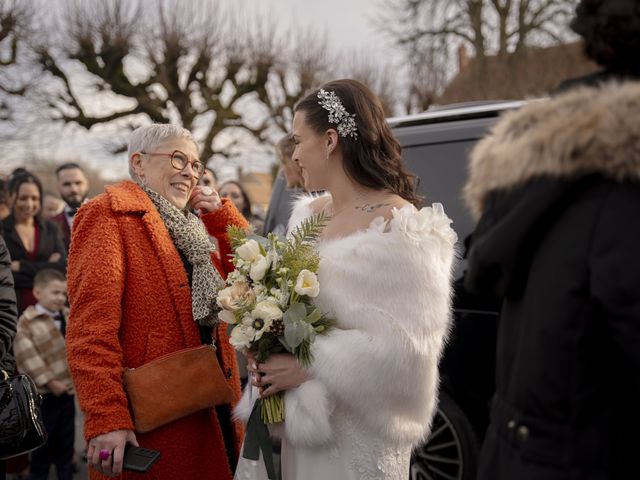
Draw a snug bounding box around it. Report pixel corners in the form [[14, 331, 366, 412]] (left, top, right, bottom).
[[51, 163, 89, 252]]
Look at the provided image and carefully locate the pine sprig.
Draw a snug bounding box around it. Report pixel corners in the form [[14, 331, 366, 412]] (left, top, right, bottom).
[[287, 212, 328, 254], [227, 225, 248, 249], [314, 316, 336, 333], [281, 244, 320, 281]]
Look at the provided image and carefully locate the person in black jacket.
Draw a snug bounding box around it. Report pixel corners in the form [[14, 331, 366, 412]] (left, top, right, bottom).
[[1, 173, 66, 314], [0, 235, 18, 480], [464, 1, 640, 478]]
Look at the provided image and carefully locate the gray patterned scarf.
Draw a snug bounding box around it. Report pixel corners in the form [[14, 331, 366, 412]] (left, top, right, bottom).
[[141, 184, 224, 327]]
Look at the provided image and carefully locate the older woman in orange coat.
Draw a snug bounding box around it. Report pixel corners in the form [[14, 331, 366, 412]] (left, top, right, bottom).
[[66, 124, 247, 480]]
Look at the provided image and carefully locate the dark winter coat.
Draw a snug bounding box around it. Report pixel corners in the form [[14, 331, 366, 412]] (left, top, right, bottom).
[[50, 210, 72, 252], [0, 237, 17, 374], [464, 81, 640, 480], [0, 215, 66, 312]]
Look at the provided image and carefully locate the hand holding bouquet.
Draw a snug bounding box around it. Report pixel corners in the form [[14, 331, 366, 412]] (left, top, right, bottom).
[[218, 214, 333, 423]]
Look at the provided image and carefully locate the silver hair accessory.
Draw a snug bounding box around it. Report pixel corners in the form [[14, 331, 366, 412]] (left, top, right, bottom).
[[317, 89, 358, 140]]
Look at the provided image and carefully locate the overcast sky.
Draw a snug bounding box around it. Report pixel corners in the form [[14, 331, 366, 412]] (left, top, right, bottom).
[[3, 0, 396, 179]]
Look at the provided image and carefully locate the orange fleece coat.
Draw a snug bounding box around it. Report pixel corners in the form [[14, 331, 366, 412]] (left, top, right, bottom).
[[67, 181, 248, 480]]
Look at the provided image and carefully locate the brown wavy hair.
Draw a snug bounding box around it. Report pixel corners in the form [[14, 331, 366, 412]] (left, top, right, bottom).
[[294, 79, 422, 206]]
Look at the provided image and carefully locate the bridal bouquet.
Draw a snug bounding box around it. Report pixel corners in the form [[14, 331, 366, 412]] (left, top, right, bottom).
[[217, 214, 333, 424]]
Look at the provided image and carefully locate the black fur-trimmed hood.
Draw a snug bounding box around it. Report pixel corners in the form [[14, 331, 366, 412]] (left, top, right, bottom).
[[464, 81, 640, 220]]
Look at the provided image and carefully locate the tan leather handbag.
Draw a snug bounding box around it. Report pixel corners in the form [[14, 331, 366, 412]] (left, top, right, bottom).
[[123, 344, 234, 434]]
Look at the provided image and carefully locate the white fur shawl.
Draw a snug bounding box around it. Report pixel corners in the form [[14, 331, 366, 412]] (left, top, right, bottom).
[[236, 196, 457, 448]]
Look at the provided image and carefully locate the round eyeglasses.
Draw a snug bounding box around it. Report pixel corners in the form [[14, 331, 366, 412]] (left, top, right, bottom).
[[140, 150, 205, 178]]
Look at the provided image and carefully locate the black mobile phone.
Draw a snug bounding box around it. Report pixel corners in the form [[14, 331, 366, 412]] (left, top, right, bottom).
[[123, 445, 161, 473]]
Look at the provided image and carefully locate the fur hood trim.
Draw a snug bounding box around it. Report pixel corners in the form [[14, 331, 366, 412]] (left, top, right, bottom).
[[464, 81, 640, 219]]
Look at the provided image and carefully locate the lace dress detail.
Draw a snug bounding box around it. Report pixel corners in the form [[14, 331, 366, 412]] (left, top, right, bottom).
[[333, 409, 411, 480]]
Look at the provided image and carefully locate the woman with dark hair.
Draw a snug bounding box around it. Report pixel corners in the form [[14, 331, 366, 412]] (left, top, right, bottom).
[[1, 173, 66, 313], [464, 1, 640, 479], [234, 79, 457, 480], [219, 180, 264, 233]]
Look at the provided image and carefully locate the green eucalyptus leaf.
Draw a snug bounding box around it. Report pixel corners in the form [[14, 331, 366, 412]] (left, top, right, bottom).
[[284, 321, 306, 348], [304, 308, 322, 324], [283, 302, 306, 325]]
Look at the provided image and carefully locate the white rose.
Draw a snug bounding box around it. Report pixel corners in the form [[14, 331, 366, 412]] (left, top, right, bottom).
[[217, 281, 255, 311], [237, 239, 261, 262], [229, 325, 253, 350], [252, 300, 283, 322], [294, 269, 320, 297], [250, 256, 269, 281]]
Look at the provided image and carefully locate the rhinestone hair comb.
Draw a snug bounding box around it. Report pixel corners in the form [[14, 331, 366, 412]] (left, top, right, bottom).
[[317, 88, 358, 140]]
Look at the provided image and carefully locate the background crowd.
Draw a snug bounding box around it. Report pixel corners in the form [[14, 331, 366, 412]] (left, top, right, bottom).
[[1, 1, 639, 480]]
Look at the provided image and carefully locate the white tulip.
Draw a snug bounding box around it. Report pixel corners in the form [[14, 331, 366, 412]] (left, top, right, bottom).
[[294, 269, 320, 297], [237, 239, 261, 262], [250, 256, 269, 281]]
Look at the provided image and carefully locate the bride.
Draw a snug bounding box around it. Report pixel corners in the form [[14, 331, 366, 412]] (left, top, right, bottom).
[[235, 79, 457, 480]]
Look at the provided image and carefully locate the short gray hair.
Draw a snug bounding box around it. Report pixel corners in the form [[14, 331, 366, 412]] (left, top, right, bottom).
[[127, 124, 199, 180]]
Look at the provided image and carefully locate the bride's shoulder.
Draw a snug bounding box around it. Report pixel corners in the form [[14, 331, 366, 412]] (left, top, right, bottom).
[[287, 193, 329, 233], [308, 195, 331, 215]]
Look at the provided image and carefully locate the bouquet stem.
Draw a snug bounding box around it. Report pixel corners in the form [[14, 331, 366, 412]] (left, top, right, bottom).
[[261, 392, 285, 424]]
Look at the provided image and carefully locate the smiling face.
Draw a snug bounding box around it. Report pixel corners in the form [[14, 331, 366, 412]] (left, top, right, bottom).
[[292, 110, 330, 192], [12, 182, 41, 221], [132, 136, 200, 209]]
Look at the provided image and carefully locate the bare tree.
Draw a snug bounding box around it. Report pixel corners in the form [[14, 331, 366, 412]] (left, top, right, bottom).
[[339, 49, 398, 116], [23, 0, 334, 162], [376, 0, 578, 109]]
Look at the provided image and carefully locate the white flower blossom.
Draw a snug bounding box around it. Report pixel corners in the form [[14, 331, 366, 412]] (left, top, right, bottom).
[[390, 203, 458, 245], [217, 281, 255, 311], [250, 301, 283, 340], [250, 256, 270, 281], [237, 239, 262, 262], [294, 269, 320, 298], [229, 324, 253, 350]]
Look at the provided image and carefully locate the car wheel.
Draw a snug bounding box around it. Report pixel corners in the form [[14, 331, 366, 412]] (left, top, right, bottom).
[[409, 392, 479, 480]]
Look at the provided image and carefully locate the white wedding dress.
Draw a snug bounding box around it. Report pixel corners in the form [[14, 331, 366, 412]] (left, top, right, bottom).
[[234, 198, 456, 480], [235, 408, 410, 480]]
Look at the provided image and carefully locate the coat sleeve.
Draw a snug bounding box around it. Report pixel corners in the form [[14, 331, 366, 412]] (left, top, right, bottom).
[[0, 237, 17, 373], [201, 198, 249, 275], [66, 199, 134, 439], [13, 323, 55, 387], [590, 186, 640, 389]]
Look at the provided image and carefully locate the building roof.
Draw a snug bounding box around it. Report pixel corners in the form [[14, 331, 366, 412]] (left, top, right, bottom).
[[438, 42, 599, 105]]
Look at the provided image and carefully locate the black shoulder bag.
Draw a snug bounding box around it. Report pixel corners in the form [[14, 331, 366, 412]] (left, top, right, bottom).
[[0, 370, 47, 459]]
